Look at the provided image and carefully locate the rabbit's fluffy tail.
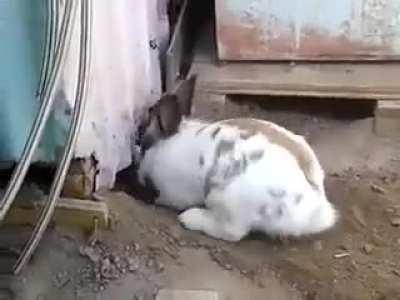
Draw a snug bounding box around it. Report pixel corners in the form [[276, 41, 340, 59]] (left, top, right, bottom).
[[308, 199, 338, 234]]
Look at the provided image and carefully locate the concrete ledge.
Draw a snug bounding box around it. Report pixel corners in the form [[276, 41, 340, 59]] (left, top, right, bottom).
[[374, 101, 400, 137], [156, 289, 220, 300]]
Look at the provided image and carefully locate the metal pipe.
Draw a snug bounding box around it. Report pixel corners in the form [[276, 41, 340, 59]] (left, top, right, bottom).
[[36, 0, 53, 97], [13, 0, 92, 274], [0, 0, 75, 222]]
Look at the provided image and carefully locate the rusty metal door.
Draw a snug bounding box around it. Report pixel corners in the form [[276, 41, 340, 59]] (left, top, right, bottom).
[[215, 0, 400, 61]]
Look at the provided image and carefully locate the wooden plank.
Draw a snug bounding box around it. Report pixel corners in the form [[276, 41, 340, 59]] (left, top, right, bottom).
[[192, 61, 400, 100], [4, 198, 109, 232]]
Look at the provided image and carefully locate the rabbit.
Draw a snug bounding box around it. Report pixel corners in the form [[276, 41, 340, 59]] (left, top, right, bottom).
[[136, 75, 338, 241], [214, 118, 326, 197]]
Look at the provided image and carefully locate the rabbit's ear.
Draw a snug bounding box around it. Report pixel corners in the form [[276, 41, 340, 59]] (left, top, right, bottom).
[[158, 94, 182, 137], [175, 74, 197, 117]]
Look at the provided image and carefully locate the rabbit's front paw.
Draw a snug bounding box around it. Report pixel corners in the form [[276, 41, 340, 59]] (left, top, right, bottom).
[[178, 208, 205, 231]]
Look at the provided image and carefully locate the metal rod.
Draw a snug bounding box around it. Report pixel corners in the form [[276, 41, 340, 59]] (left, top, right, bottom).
[[36, 0, 53, 97], [0, 0, 75, 222], [13, 0, 92, 274]]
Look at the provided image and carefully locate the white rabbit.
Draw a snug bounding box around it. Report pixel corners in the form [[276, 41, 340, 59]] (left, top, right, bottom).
[[136, 76, 338, 241]]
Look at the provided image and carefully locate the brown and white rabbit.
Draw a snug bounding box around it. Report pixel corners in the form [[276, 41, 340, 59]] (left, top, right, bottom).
[[136, 76, 337, 242]]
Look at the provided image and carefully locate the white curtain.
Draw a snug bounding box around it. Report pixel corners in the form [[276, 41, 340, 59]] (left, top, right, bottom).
[[58, 0, 169, 188]]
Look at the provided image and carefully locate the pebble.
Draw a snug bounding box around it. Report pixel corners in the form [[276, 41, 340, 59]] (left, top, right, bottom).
[[223, 264, 233, 270], [156, 261, 165, 273], [385, 207, 396, 213], [392, 270, 400, 278], [146, 259, 155, 268], [178, 240, 187, 247], [362, 244, 374, 254], [370, 184, 385, 194], [240, 269, 248, 276], [390, 217, 400, 227], [333, 253, 351, 259], [79, 245, 101, 263]]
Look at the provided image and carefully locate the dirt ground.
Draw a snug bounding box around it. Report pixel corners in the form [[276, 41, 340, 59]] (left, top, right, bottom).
[[2, 94, 400, 300]]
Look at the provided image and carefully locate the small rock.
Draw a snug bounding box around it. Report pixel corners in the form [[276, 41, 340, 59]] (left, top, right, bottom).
[[127, 258, 140, 272], [112, 255, 120, 263], [101, 258, 111, 274], [223, 263, 233, 270], [390, 217, 400, 227], [392, 270, 400, 277], [370, 184, 385, 194], [132, 242, 140, 252], [312, 240, 323, 251], [156, 261, 165, 273], [362, 244, 374, 254], [146, 259, 155, 268], [79, 245, 101, 263], [385, 207, 396, 213], [177, 240, 187, 247], [333, 252, 351, 259]]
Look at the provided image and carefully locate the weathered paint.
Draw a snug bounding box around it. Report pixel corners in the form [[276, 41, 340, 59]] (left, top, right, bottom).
[[215, 0, 400, 60]]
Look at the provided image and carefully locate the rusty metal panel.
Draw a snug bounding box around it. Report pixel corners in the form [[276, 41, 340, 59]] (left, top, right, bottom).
[[215, 0, 400, 61]]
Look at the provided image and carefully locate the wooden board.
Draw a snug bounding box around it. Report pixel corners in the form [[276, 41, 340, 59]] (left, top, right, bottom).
[[4, 198, 109, 232], [192, 61, 400, 100]]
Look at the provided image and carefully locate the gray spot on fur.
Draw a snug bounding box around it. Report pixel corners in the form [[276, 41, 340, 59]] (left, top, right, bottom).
[[295, 194, 303, 204], [276, 206, 284, 217], [215, 139, 235, 158], [204, 139, 248, 198], [268, 189, 286, 198], [195, 125, 208, 136], [259, 205, 268, 217], [203, 176, 214, 198], [199, 155, 205, 166], [211, 127, 221, 139], [249, 149, 264, 162], [240, 131, 253, 140], [223, 155, 243, 179]]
